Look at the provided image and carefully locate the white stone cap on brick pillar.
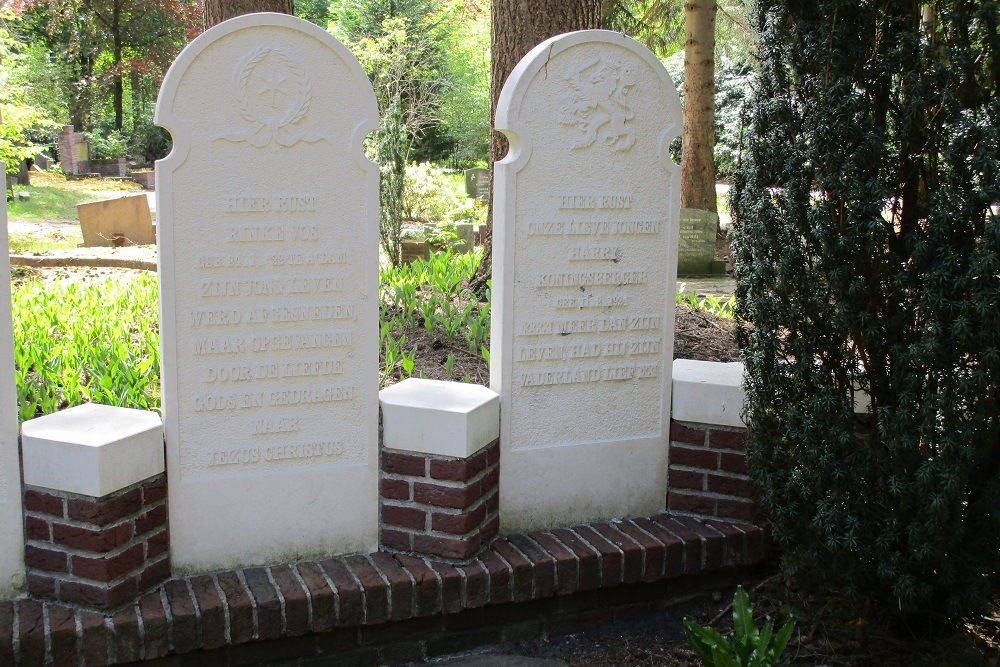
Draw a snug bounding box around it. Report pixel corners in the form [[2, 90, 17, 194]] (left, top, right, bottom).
[[380, 378, 500, 458], [21, 403, 164, 498], [672, 359, 746, 428]]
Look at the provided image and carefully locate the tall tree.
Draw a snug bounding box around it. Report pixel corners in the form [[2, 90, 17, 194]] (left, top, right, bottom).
[[14, 0, 201, 131], [680, 0, 716, 212], [204, 0, 293, 28], [470, 0, 602, 291]]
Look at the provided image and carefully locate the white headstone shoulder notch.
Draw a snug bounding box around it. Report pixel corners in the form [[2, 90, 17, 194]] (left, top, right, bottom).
[[0, 160, 24, 597], [155, 13, 380, 572], [491, 30, 682, 533]]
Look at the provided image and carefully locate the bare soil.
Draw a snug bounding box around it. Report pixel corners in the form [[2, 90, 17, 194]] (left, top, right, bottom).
[[481, 576, 999, 667]]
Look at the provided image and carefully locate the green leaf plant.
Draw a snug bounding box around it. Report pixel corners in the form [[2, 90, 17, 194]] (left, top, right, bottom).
[[683, 586, 795, 667]]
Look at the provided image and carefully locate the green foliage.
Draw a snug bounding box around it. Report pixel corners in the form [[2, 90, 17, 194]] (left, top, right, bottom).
[[684, 586, 795, 667], [731, 0, 1000, 617], [295, 0, 331, 28], [13, 275, 160, 421], [677, 288, 736, 320], [336, 1, 458, 264], [403, 162, 463, 222], [378, 248, 488, 385], [86, 129, 127, 159], [0, 20, 61, 176], [128, 115, 172, 165], [603, 0, 684, 58], [436, 1, 489, 167]]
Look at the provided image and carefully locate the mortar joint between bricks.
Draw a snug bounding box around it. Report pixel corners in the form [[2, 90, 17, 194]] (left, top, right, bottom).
[[671, 463, 745, 475], [211, 574, 233, 645], [134, 602, 147, 662], [290, 563, 315, 632], [394, 555, 419, 620], [341, 560, 366, 626], [672, 488, 750, 502], [630, 520, 668, 579], [103, 613, 116, 664], [182, 578, 205, 650], [159, 587, 175, 654], [40, 601, 53, 666], [566, 529, 608, 587], [234, 570, 259, 641], [32, 531, 149, 560], [264, 567, 289, 636], [503, 539, 537, 599]]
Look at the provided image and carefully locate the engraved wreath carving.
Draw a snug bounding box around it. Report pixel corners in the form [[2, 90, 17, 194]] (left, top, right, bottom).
[[214, 46, 328, 148], [560, 58, 637, 153]]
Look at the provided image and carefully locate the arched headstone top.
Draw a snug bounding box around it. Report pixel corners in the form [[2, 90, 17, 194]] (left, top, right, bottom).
[[155, 12, 378, 172], [495, 29, 681, 172], [490, 30, 682, 534]]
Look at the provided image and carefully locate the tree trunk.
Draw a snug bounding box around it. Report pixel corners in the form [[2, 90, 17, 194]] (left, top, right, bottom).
[[680, 0, 717, 213], [113, 37, 124, 131], [470, 0, 602, 293], [204, 0, 294, 28]]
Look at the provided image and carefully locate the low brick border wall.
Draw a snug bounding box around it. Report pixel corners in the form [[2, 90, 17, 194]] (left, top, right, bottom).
[[0, 513, 765, 666]]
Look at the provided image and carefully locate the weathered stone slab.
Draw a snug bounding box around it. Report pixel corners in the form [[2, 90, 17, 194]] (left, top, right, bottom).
[[464, 168, 490, 202], [0, 160, 24, 597], [491, 31, 682, 533], [677, 208, 723, 276], [155, 13, 380, 571], [77, 194, 155, 246]]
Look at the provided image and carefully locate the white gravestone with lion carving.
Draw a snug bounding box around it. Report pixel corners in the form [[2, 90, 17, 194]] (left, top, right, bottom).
[[155, 14, 380, 571], [492, 31, 682, 533]]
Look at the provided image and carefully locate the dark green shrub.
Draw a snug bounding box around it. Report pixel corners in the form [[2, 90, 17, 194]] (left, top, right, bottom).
[[730, 0, 1000, 618]]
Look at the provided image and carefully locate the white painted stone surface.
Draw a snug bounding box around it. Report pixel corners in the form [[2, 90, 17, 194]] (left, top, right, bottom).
[[492, 31, 682, 532], [672, 359, 745, 428], [0, 160, 23, 597], [155, 14, 380, 571], [21, 404, 164, 498], [380, 379, 499, 459]]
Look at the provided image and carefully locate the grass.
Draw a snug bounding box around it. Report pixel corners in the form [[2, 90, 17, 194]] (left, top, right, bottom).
[[9, 230, 82, 254], [7, 171, 144, 223]]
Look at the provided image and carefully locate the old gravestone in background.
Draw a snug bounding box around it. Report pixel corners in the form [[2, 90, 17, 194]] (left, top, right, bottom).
[[492, 31, 682, 533], [155, 14, 380, 571], [0, 159, 24, 597], [677, 208, 725, 276]]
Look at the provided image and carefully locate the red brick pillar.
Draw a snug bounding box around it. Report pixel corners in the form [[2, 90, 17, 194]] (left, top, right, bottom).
[[669, 360, 758, 521], [378, 378, 501, 563], [23, 477, 169, 608], [20, 403, 168, 610], [381, 441, 499, 562]]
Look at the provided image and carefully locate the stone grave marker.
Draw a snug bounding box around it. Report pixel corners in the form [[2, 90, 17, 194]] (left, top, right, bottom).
[[464, 167, 490, 202], [78, 194, 156, 246], [677, 208, 725, 275], [0, 160, 24, 597], [491, 31, 682, 533], [155, 13, 380, 571]]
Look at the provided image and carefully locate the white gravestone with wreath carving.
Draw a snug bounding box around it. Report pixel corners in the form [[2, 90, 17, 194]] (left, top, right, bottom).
[[0, 156, 24, 597], [492, 31, 682, 533], [155, 14, 380, 571]]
